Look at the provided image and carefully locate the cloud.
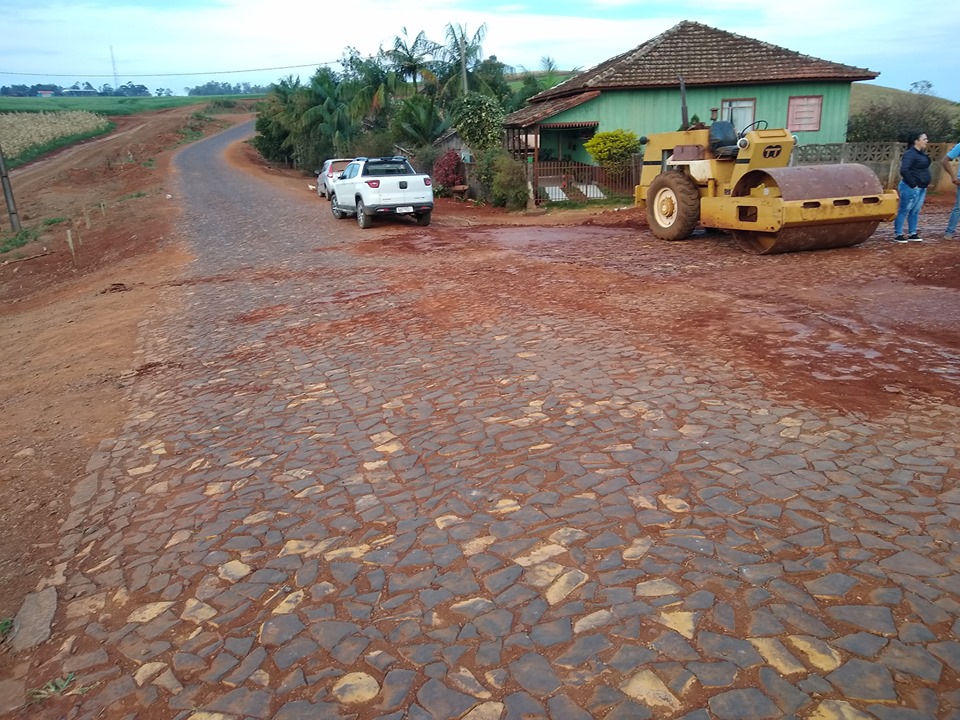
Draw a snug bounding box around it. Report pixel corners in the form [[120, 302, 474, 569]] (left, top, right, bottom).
[[1, 0, 958, 100]]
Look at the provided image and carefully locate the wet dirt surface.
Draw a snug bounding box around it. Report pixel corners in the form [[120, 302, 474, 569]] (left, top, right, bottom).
[[1, 119, 960, 719]]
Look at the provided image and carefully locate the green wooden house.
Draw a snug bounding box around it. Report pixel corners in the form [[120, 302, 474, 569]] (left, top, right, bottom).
[[504, 21, 879, 165]]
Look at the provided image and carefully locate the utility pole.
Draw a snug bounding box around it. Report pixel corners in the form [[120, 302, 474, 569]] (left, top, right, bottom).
[[110, 45, 120, 93], [0, 141, 21, 234]]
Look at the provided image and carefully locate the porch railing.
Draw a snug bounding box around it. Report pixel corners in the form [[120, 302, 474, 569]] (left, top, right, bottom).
[[529, 160, 639, 204]]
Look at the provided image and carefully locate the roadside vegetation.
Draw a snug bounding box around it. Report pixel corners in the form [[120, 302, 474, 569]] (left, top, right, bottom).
[[251, 22, 570, 208], [848, 81, 960, 142]]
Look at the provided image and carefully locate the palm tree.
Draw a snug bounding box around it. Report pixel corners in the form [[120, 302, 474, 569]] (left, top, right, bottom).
[[384, 27, 439, 93], [517, 56, 574, 93], [393, 94, 451, 147], [441, 22, 487, 96], [340, 49, 397, 130], [538, 56, 561, 91], [303, 70, 360, 159]]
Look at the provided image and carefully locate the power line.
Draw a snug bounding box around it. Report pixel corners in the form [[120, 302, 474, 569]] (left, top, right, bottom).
[[0, 62, 340, 79]]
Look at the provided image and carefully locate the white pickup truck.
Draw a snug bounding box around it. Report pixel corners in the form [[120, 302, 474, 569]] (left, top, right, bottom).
[[329, 156, 434, 229]]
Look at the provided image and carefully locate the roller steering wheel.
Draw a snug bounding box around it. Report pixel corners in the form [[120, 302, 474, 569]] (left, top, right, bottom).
[[739, 120, 768, 137]]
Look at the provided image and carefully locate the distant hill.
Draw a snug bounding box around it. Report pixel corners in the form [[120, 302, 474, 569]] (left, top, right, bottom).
[[851, 83, 960, 118]]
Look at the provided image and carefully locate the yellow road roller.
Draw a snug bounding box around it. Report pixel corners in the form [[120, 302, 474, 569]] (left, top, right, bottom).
[[634, 120, 898, 254]]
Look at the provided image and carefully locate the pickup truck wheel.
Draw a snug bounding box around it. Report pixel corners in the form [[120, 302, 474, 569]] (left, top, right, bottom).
[[356, 200, 372, 229], [416, 211, 431, 227], [330, 195, 345, 219]]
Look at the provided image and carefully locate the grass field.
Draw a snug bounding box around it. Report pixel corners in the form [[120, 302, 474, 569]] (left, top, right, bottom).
[[0, 94, 264, 115]]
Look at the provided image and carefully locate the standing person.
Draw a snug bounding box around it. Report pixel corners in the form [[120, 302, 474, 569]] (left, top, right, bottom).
[[893, 131, 930, 243], [941, 139, 960, 239]]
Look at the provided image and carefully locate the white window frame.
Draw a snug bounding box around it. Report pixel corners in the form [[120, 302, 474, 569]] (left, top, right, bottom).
[[720, 98, 756, 133], [787, 95, 823, 132]]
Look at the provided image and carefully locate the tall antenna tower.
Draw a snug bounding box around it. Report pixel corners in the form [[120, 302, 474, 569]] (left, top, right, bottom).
[[110, 45, 120, 91]]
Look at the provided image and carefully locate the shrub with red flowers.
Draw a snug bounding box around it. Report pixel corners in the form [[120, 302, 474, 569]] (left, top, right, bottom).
[[432, 149, 465, 192]]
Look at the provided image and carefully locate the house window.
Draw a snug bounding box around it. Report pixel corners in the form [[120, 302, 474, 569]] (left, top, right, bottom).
[[787, 96, 823, 132], [720, 98, 755, 133]]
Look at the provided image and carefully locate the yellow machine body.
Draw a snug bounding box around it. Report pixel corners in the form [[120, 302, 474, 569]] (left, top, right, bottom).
[[634, 125, 898, 254]]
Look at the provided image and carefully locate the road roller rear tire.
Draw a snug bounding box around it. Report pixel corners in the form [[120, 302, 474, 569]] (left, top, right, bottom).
[[646, 172, 700, 241]]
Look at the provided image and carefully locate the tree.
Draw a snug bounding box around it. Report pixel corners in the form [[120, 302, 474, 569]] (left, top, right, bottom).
[[451, 92, 504, 153], [252, 76, 301, 165], [507, 57, 576, 112], [340, 48, 397, 131], [1, 85, 34, 97], [391, 94, 450, 147], [117, 81, 150, 97], [383, 27, 439, 93], [473, 56, 511, 105], [536, 56, 563, 92], [441, 22, 487, 96], [506, 75, 541, 113]]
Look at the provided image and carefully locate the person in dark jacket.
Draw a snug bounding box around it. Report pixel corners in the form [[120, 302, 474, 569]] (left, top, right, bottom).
[[893, 131, 930, 243]]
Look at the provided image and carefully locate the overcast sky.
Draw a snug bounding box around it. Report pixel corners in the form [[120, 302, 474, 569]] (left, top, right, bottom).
[[2, 0, 958, 102]]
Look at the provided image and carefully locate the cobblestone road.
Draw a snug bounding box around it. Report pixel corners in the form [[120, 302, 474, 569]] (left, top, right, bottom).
[[3, 122, 960, 720]]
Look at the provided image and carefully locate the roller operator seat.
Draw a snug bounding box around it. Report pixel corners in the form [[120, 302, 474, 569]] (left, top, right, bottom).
[[709, 121, 740, 158]]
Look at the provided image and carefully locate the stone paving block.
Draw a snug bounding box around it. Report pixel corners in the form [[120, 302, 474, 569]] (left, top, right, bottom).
[[759, 666, 810, 714], [204, 688, 272, 718], [510, 653, 562, 697], [827, 658, 897, 702], [866, 706, 937, 720], [417, 678, 477, 719], [699, 631, 764, 668], [708, 688, 780, 720], [827, 605, 896, 635], [878, 640, 943, 682]]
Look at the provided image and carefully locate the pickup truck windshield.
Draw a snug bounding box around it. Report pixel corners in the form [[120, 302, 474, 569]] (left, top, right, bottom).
[[363, 161, 415, 177]]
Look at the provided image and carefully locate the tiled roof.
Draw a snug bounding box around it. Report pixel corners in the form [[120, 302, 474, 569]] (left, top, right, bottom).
[[504, 91, 601, 128], [533, 21, 878, 103]]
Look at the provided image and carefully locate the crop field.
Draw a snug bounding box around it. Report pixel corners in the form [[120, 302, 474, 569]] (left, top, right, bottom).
[[0, 110, 113, 164], [0, 94, 264, 115]]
